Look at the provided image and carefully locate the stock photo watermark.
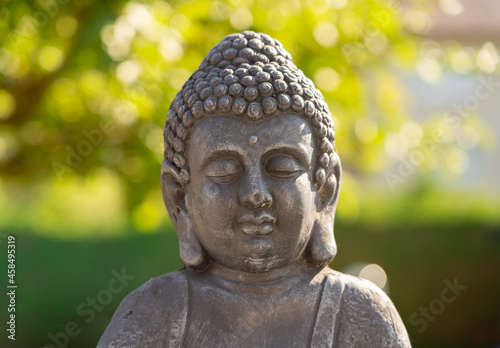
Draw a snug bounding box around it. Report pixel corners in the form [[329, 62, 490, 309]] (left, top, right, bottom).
[[42, 268, 135, 348], [50, 118, 115, 181], [385, 74, 500, 191], [409, 277, 467, 333], [341, 0, 413, 63], [49, 65, 169, 182], [4, 0, 70, 44], [6, 235, 16, 341]]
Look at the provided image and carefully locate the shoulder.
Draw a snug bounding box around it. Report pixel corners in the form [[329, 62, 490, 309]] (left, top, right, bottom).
[[97, 270, 189, 348], [323, 269, 411, 347]]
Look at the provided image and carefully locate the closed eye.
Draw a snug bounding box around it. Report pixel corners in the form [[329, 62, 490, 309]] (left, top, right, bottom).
[[205, 157, 242, 184], [265, 155, 305, 179]]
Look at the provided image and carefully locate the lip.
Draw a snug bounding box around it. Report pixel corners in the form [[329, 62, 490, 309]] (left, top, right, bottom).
[[240, 222, 274, 236], [238, 212, 276, 236]]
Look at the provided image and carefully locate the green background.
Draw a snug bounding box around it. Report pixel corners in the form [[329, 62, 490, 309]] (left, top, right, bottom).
[[0, 0, 499, 347]]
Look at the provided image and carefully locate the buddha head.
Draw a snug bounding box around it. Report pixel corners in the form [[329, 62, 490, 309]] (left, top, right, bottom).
[[161, 31, 341, 274]]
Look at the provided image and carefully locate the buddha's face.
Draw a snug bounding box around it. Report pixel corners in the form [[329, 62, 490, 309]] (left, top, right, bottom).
[[185, 113, 318, 273]]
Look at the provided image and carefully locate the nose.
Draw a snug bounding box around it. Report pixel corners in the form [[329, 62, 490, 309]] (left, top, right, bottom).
[[239, 166, 272, 209]]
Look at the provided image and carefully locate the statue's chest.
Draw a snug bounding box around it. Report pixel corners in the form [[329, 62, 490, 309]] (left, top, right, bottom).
[[184, 289, 319, 347]]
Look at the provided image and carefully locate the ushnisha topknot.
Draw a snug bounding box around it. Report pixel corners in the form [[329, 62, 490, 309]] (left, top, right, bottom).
[[164, 30, 336, 185]]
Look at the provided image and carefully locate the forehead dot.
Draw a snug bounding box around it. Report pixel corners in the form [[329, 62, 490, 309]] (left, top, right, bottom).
[[249, 135, 258, 144]]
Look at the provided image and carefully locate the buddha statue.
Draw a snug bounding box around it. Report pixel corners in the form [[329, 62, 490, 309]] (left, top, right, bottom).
[[98, 31, 411, 348]]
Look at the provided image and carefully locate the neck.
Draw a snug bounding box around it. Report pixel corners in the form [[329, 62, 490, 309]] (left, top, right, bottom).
[[203, 258, 319, 294]]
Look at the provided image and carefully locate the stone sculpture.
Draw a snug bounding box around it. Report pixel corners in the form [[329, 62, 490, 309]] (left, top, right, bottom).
[[98, 31, 411, 348]]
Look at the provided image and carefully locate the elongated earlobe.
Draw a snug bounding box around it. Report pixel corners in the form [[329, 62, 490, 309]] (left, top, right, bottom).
[[176, 208, 209, 271], [161, 161, 209, 271], [308, 220, 337, 267], [307, 153, 341, 267]]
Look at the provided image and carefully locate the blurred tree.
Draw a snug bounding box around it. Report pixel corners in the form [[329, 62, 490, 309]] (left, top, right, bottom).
[[0, 0, 493, 232]]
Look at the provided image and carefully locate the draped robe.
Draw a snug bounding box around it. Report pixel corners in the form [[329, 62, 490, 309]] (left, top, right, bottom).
[[98, 267, 411, 348]]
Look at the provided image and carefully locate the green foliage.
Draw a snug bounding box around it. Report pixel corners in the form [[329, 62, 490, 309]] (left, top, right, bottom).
[[0, 0, 413, 227], [0, 0, 496, 233]]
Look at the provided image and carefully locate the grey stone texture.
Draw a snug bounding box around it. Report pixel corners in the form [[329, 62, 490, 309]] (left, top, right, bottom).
[[98, 31, 411, 348]]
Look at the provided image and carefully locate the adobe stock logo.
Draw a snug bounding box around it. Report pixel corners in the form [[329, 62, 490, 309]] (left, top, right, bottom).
[[51, 118, 114, 181], [43, 268, 135, 348], [409, 277, 467, 333], [385, 75, 500, 192]]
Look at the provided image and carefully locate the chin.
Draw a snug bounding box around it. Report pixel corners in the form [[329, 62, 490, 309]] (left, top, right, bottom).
[[244, 258, 277, 273], [240, 253, 294, 274]]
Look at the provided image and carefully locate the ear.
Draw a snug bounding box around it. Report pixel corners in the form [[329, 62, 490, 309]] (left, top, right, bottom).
[[161, 160, 208, 271], [307, 153, 342, 267]]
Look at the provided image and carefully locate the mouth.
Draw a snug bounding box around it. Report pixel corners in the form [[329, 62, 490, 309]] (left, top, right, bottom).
[[238, 212, 276, 236], [240, 222, 274, 236]]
